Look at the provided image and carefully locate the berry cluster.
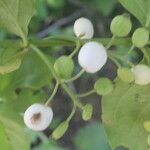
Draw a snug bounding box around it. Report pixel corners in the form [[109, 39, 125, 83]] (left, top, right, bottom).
[[25, 14, 150, 139]]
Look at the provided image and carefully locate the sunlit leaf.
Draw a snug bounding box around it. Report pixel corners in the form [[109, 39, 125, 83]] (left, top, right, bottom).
[[119, 0, 150, 28], [102, 78, 150, 150], [0, 49, 27, 75], [0, 0, 35, 39], [0, 114, 30, 150]]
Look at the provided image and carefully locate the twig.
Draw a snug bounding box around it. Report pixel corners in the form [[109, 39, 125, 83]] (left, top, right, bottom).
[[37, 9, 85, 38]]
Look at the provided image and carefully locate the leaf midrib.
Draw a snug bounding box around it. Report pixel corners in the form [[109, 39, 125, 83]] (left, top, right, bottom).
[[113, 85, 131, 121], [134, 0, 147, 16], [0, 0, 25, 38]]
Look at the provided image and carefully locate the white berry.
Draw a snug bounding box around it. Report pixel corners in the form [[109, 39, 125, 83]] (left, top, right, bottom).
[[78, 42, 107, 73], [132, 64, 150, 85], [74, 17, 94, 39], [24, 103, 53, 131]]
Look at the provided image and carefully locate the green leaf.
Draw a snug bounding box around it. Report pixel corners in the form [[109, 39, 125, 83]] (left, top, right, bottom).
[[8, 89, 46, 113], [119, 0, 148, 26], [0, 123, 10, 150], [0, 114, 30, 150], [0, 49, 27, 74], [13, 51, 53, 89], [102, 78, 150, 150], [74, 122, 111, 150], [95, 0, 116, 16], [0, 86, 46, 118], [0, 51, 53, 93], [0, 73, 13, 93], [0, 51, 53, 90], [0, 0, 35, 39], [36, 0, 48, 20], [82, 0, 116, 16], [33, 141, 67, 150]]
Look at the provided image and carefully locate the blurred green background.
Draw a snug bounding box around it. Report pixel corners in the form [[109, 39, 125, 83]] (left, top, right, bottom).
[[0, 0, 141, 150]]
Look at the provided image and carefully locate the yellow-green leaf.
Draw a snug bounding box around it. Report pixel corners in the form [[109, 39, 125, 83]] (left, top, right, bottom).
[[102, 78, 150, 150], [0, 50, 27, 74], [119, 0, 148, 27], [0, 0, 35, 39], [0, 115, 30, 150]]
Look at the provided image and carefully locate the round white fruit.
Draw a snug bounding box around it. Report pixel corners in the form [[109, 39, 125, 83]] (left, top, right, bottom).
[[132, 64, 150, 85], [24, 103, 53, 131], [78, 42, 107, 73], [74, 17, 94, 39]]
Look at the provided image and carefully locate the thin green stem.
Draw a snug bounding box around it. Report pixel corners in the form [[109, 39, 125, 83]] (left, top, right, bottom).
[[69, 39, 81, 58], [141, 48, 150, 65], [30, 44, 59, 80], [108, 51, 134, 67], [108, 54, 121, 67], [45, 82, 59, 106], [38, 132, 49, 142], [67, 104, 76, 122], [64, 69, 85, 83], [106, 35, 116, 49], [30, 44, 83, 109], [21, 34, 28, 47], [61, 83, 83, 108], [125, 45, 135, 57], [77, 89, 95, 98]]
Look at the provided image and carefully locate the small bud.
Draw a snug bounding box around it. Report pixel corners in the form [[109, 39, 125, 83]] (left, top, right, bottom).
[[94, 78, 113, 95], [132, 27, 149, 48], [110, 14, 132, 37], [117, 67, 135, 83], [54, 56, 74, 79], [132, 64, 150, 85], [144, 121, 150, 132], [82, 104, 93, 121], [52, 121, 69, 140]]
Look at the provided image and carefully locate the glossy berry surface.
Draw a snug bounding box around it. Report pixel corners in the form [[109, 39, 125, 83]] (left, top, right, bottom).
[[78, 42, 107, 73]]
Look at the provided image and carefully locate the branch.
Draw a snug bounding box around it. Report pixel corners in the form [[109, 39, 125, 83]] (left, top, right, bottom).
[[37, 9, 85, 38], [0, 36, 132, 49]]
